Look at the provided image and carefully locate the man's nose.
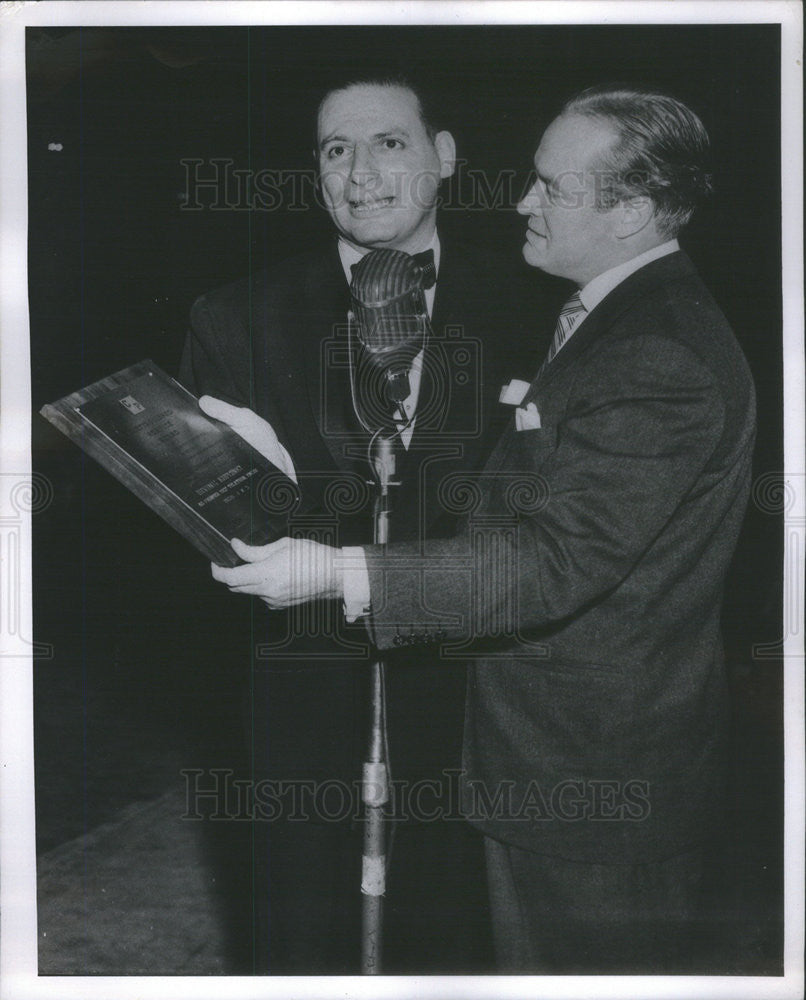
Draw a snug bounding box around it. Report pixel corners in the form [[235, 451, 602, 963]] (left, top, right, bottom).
[[349, 144, 379, 186], [517, 182, 543, 216]]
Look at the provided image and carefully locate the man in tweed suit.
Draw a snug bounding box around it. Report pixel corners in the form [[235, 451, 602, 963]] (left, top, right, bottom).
[[211, 85, 756, 973]]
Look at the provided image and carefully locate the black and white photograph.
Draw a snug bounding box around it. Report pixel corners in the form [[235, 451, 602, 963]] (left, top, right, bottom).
[[0, 2, 802, 998]]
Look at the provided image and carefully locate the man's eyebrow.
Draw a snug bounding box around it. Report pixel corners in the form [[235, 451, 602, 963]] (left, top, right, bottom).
[[319, 128, 412, 150], [373, 129, 411, 141], [319, 133, 349, 149]]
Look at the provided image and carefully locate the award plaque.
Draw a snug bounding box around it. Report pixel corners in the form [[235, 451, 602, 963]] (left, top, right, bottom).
[[40, 360, 300, 566]]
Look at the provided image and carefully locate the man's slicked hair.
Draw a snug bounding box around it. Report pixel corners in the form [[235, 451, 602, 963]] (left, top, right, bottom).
[[314, 75, 440, 151], [562, 85, 713, 238]]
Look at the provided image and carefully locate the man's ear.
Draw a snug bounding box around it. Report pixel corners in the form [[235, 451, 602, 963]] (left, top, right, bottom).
[[435, 131, 457, 179], [616, 196, 654, 238]]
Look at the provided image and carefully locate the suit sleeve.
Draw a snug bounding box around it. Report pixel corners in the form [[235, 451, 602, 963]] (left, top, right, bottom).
[[363, 333, 725, 650], [178, 293, 250, 406]]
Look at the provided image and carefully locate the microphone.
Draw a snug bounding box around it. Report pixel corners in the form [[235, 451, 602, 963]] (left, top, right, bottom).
[[349, 249, 432, 429]]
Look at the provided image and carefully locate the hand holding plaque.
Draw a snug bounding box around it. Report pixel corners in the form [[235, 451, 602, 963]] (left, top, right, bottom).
[[198, 396, 298, 484], [212, 536, 345, 609]]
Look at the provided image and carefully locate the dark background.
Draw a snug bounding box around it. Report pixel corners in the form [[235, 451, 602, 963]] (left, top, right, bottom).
[[28, 24, 783, 974]]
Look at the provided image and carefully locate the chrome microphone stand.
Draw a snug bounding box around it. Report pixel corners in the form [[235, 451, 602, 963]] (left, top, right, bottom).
[[360, 429, 399, 974], [346, 248, 429, 973]]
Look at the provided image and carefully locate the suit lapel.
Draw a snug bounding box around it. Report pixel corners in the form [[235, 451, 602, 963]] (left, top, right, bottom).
[[297, 243, 366, 473], [535, 250, 695, 389], [483, 252, 697, 477], [409, 247, 488, 469]]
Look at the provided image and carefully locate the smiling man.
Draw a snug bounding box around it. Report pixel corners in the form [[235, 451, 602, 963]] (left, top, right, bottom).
[[316, 82, 455, 254], [180, 77, 539, 973], [213, 85, 757, 973]]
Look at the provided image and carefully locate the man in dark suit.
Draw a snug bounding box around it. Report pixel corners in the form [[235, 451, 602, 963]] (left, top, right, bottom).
[[213, 85, 756, 973], [180, 77, 541, 972]]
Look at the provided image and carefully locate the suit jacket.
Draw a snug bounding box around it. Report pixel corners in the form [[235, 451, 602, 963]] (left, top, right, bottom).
[[363, 251, 756, 862], [178, 236, 545, 783]]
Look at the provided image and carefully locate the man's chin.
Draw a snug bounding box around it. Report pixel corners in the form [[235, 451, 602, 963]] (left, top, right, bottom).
[[522, 242, 546, 269], [342, 219, 404, 250]]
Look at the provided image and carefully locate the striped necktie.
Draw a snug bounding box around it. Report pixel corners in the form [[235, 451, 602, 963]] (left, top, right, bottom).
[[537, 291, 587, 378]]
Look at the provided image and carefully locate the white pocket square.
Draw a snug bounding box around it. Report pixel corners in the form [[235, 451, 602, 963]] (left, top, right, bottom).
[[515, 402, 542, 431], [499, 379, 531, 405]]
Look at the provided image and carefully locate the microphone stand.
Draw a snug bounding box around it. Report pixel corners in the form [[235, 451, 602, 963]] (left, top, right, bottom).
[[360, 429, 398, 974], [346, 273, 426, 974]]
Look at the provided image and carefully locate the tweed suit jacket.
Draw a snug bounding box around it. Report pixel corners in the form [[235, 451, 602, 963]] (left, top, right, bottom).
[[363, 250, 756, 862]]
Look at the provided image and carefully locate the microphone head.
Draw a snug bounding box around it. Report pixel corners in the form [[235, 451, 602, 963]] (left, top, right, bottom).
[[348, 248, 433, 428], [350, 249, 429, 353]]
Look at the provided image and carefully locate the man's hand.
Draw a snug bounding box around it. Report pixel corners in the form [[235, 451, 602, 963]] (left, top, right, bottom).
[[212, 537, 344, 609], [199, 396, 297, 483]]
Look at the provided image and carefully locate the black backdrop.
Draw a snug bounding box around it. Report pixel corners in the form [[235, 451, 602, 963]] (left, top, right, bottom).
[[28, 23, 783, 974]]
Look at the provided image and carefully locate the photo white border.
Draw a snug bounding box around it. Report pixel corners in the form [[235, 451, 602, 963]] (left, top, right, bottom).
[[1, 3, 802, 999]]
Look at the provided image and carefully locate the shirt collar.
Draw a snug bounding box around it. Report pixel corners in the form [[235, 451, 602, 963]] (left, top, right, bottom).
[[337, 231, 441, 286], [578, 239, 680, 314]]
